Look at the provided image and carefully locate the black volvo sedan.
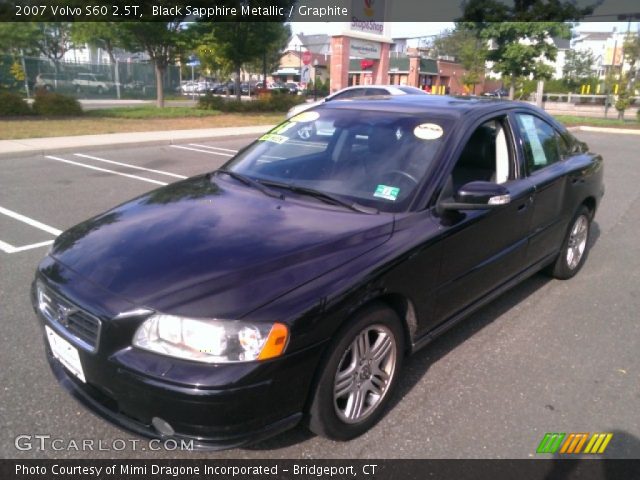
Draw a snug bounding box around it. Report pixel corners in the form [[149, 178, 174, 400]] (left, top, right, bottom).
[[32, 95, 604, 448]]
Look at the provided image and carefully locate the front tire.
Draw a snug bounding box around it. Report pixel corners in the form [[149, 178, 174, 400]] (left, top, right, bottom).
[[306, 304, 404, 440], [547, 205, 591, 279]]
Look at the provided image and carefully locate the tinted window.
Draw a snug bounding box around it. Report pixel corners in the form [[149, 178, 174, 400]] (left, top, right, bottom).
[[364, 88, 388, 96], [331, 89, 363, 100], [515, 114, 561, 173], [397, 86, 427, 95]]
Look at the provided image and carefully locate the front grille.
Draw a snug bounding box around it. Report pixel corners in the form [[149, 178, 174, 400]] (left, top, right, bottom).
[[36, 282, 101, 351]]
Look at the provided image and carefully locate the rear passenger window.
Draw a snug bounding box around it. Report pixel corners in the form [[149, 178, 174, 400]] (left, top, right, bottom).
[[515, 114, 561, 173]]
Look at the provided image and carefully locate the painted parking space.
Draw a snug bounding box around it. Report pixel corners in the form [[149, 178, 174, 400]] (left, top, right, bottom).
[[0, 139, 252, 255], [0, 205, 61, 254]]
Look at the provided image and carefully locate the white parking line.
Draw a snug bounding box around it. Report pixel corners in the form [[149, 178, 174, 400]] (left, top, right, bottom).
[[45, 156, 168, 186], [170, 145, 234, 157], [0, 206, 62, 236], [0, 206, 61, 254], [74, 154, 187, 179], [0, 239, 54, 254], [188, 144, 238, 153]]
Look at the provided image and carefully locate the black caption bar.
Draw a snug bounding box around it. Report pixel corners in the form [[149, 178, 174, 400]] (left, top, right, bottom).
[[0, 0, 639, 22], [2, 460, 640, 480]]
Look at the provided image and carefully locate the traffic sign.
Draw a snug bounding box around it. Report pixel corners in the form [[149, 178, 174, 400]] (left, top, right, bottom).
[[302, 50, 312, 65], [186, 55, 200, 67]]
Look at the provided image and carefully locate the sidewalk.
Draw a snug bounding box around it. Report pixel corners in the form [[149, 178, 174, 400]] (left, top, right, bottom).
[[0, 125, 275, 159]]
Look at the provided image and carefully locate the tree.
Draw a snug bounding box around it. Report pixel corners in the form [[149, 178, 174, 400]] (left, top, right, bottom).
[[71, 22, 126, 97], [71, 22, 122, 64], [118, 22, 186, 108], [0, 22, 73, 69], [460, 0, 596, 98], [623, 33, 640, 93], [192, 22, 290, 100], [562, 49, 596, 86], [432, 28, 488, 94], [0, 23, 40, 55], [35, 23, 74, 71]]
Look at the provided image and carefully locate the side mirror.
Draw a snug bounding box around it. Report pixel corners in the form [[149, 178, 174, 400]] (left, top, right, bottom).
[[440, 181, 511, 211]]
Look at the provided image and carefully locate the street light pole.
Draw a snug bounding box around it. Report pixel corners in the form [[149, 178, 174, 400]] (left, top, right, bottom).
[[313, 58, 318, 101]]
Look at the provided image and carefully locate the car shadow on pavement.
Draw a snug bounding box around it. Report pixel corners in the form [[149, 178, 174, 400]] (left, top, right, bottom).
[[246, 221, 603, 451]]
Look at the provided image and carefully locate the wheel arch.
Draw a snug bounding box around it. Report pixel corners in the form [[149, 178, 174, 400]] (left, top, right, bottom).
[[581, 196, 597, 219], [303, 293, 417, 414]]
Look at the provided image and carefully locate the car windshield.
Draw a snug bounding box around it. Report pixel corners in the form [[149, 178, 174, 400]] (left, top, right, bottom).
[[222, 108, 450, 212]]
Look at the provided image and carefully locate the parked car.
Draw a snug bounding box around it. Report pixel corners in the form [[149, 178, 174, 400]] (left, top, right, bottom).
[[213, 81, 235, 94], [289, 84, 428, 140], [285, 82, 300, 94], [287, 84, 428, 120], [124, 80, 146, 91], [35, 73, 74, 92], [483, 87, 509, 98], [33, 96, 603, 449], [72, 73, 113, 94]]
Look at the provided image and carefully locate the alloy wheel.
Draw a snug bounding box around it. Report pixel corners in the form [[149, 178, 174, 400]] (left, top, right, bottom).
[[333, 325, 397, 424], [566, 214, 588, 270]]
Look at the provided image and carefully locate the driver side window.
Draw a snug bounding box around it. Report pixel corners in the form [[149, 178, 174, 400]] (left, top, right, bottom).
[[451, 118, 513, 191]]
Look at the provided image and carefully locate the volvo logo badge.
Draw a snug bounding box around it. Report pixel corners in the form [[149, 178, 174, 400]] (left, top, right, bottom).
[[56, 305, 76, 327]]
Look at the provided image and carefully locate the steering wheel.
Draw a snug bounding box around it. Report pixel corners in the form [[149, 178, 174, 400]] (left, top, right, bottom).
[[296, 124, 315, 140], [380, 170, 419, 186]]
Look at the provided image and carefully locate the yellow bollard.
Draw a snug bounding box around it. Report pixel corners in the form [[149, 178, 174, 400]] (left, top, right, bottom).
[[586, 84, 591, 94], [614, 84, 619, 94], [580, 84, 585, 95], [596, 84, 601, 94]]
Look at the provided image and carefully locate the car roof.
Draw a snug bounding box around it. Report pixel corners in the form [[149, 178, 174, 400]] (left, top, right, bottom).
[[321, 94, 535, 118]]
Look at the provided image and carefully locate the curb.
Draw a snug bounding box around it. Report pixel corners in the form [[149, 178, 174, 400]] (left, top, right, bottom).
[[0, 125, 275, 159], [573, 125, 640, 135]]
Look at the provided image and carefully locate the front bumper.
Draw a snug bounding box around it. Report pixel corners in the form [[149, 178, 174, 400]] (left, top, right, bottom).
[[33, 276, 327, 450], [45, 351, 304, 450], [41, 330, 326, 450]]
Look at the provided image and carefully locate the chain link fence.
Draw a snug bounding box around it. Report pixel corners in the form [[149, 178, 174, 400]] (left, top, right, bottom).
[[0, 55, 181, 99]]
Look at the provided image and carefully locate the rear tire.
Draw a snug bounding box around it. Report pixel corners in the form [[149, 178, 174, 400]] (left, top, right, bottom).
[[306, 304, 404, 440], [547, 205, 591, 279]]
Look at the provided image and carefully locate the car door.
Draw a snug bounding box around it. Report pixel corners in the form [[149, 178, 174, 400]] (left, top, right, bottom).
[[511, 112, 569, 264], [431, 115, 536, 326]]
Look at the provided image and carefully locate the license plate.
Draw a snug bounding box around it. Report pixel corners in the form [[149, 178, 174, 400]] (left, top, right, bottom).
[[45, 326, 86, 383]]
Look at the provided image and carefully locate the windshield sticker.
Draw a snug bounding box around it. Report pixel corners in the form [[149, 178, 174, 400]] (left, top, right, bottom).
[[271, 122, 296, 135], [414, 123, 443, 140], [374, 184, 400, 201], [259, 133, 288, 144], [290, 111, 320, 123]]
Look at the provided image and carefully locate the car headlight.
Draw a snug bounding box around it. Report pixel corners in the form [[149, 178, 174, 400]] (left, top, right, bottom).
[[132, 314, 288, 363]]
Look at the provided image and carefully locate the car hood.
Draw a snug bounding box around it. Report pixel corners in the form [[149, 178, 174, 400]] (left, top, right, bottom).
[[49, 175, 393, 318]]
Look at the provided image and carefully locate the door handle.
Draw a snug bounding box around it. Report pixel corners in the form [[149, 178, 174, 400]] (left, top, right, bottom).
[[517, 195, 534, 212]]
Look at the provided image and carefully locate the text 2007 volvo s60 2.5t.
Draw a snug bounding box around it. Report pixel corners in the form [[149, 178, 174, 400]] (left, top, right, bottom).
[[32, 95, 604, 448]]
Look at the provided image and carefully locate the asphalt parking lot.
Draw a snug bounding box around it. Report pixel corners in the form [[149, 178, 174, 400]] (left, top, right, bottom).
[[1, 131, 639, 459]]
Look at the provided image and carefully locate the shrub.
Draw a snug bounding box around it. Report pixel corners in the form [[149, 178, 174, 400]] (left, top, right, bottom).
[[0, 91, 32, 116], [32, 91, 82, 116], [198, 92, 304, 113]]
